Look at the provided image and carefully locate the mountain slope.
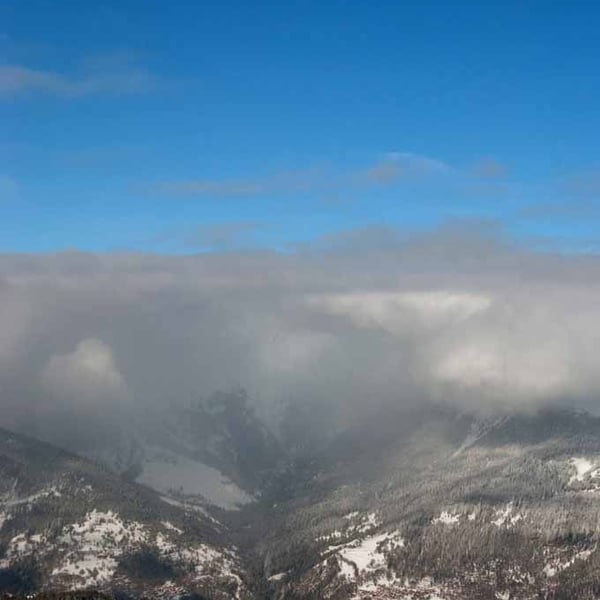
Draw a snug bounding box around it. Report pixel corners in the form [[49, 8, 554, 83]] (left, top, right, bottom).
[[77, 390, 283, 513], [0, 428, 251, 599], [242, 406, 600, 600], [7, 404, 600, 599]]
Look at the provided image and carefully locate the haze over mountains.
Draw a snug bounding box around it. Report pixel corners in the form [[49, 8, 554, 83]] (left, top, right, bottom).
[[3, 226, 600, 446], [1, 229, 600, 598]]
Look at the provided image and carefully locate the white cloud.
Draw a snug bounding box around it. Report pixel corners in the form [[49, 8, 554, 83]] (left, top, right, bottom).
[[308, 290, 491, 333], [41, 338, 127, 407]]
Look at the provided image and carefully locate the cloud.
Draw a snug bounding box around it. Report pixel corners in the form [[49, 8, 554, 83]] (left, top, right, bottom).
[[150, 166, 327, 198], [148, 153, 452, 198], [0, 55, 155, 98], [518, 166, 600, 222], [40, 338, 127, 408], [308, 290, 492, 333], [1, 224, 600, 451], [182, 221, 267, 250], [471, 158, 509, 179], [151, 221, 269, 251], [363, 152, 452, 184]]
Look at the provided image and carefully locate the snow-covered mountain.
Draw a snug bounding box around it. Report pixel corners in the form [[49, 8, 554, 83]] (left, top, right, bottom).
[[243, 405, 600, 599], [5, 402, 600, 598], [0, 427, 251, 599]]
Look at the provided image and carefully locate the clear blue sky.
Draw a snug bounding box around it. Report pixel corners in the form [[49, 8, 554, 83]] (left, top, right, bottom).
[[2, 0, 600, 253]]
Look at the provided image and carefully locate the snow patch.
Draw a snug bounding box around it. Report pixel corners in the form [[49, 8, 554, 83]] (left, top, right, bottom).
[[49, 509, 238, 590], [160, 495, 223, 526], [432, 511, 460, 525], [339, 533, 390, 573], [161, 520, 183, 534], [543, 547, 594, 577], [352, 576, 450, 600], [51, 510, 146, 587], [8, 533, 46, 557], [1, 486, 62, 508], [317, 530, 342, 542], [329, 530, 405, 581], [492, 503, 522, 527], [52, 554, 117, 587], [569, 457, 595, 484]]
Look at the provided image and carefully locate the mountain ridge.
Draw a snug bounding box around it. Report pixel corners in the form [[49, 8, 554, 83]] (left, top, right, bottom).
[[4, 403, 600, 598]]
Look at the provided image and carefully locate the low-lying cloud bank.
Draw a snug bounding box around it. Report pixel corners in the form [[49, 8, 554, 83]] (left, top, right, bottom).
[[1, 225, 600, 444]]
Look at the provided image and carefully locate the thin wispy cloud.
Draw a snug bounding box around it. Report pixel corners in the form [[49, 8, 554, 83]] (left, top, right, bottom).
[[149, 153, 453, 199], [183, 221, 267, 250], [470, 158, 509, 180], [0, 54, 156, 98], [153, 221, 269, 251], [518, 165, 600, 221], [361, 152, 453, 184], [150, 166, 327, 198]]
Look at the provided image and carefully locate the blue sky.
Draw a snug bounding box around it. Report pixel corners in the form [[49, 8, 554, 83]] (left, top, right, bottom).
[[2, 0, 600, 253]]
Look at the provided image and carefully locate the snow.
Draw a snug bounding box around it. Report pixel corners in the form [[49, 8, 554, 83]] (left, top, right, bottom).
[[52, 554, 118, 586], [160, 495, 223, 526], [155, 532, 177, 553], [317, 530, 342, 542], [161, 520, 183, 534], [59, 509, 147, 547], [331, 530, 405, 580], [137, 447, 253, 510], [340, 533, 390, 572], [8, 533, 46, 557], [356, 512, 379, 532], [569, 457, 595, 484], [51, 510, 147, 587], [49, 509, 237, 589], [543, 547, 594, 577], [492, 503, 522, 527], [351, 576, 449, 600], [432, 511, 460, 525], [268, 572, 287, 582], [1, 486, 62, 508], [350, 512, 380, 534]]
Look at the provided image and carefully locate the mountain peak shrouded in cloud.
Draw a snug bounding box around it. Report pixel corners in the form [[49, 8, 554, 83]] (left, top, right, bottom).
[[0, 224, 600, 454]]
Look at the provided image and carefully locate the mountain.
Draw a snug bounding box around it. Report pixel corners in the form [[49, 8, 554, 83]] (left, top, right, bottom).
[[6, 402, 600, 599], [245, 405, 600, 600], [0, 427, 252, 599], [73, 390, 283, 512]]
